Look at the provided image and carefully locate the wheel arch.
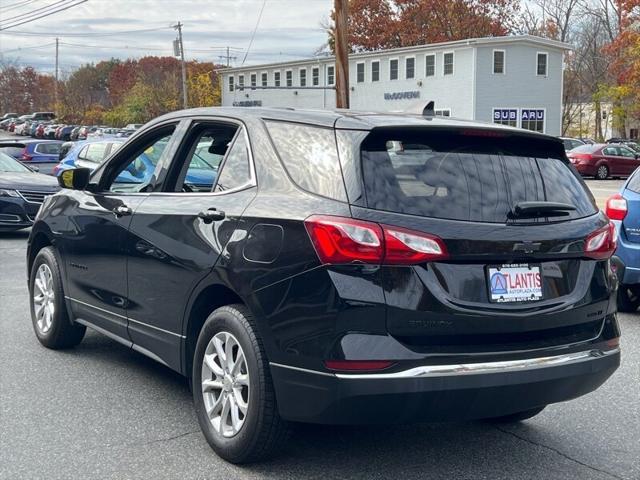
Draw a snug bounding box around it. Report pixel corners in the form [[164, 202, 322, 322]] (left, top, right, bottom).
[[27, 229, 54, 275], [181, 282, 246, 377]]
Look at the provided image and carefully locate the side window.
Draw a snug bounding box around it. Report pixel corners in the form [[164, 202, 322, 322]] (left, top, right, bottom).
[[104, 126, 175, 193], [214, 132, 252, 193], [619, 147, 635, 158], [603, 147, 617, 156], [85, 143, 109, 163], [77, 145, 90, 161], [36, 143, 61, 155], [265, 121, 347, 202], [172, 125, 237, 193]]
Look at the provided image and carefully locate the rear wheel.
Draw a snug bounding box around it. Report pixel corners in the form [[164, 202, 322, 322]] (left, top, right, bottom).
[[29, 247, 86, 349], [486, 406, 546, 423], [192, 304, 290, 463], [595, 164, 609, 180], [617, 284, 640, 312]]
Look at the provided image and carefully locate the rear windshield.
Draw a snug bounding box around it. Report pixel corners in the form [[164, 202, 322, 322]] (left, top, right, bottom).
[[0, 146, 24, 157], [361, 129, 597, 223]]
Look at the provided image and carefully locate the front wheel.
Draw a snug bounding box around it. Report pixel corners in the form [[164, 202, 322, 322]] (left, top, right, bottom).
[[595, 164, 609, 180], [29, 247, 85, 349], [617, 284, 640, 312], [192, 304, 290, 463]]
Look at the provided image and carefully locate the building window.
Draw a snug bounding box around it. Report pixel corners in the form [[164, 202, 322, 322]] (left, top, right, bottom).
[[435, 109, 451, 117], [312, 67, 319, 86], [425, 54, 435, 77], [631, 128, 639, 140], [493, 50, 505, 74], [261, 72, 268, 87], [327, 65, 335, 86], [238, 74, 245, 89], [521, 108, 545, 133], [443, 52, 454, 75], [228, 76, 234, 92], [286, 70, 293, 87], [250, 73, 257, 89], [274, 71, 281, 87], [493, 108, 518, 127], [389, 58, 399, 80], [371, 60, 380, 82], [405, 57, 415, 79], [537, 53, 548, 76], [356, 62, 365, 83], [299, 68, 307, 87]]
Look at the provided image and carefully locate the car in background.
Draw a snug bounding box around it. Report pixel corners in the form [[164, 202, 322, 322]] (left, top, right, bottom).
[[567, 143, 640, 179], [53, 138, 218, 187], [31, 112, 56, 122], [560, 137, 585, 151], [0, 140, 64, 176], [1, 113, 18, 121], [607, 170, 640, 312], [70, 126, 82, 141], [14, 122, 29, 136], [0, 151, 59, 231], [124, 123, 143, 131]]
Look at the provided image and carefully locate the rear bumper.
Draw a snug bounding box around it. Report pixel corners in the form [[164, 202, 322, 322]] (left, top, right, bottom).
[[270, 347, 620, 424]]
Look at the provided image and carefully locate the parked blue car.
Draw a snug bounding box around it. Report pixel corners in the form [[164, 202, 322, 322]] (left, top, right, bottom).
[[54, 138, 219, 189], [0, 139, 64, 175], [607, 169, 640, 311]]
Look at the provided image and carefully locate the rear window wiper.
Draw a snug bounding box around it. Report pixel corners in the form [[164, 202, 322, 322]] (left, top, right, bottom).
[[509, 201, 576, 219]]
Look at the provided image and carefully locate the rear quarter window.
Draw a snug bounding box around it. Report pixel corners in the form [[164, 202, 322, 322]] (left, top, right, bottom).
[[266, 121, 347, 202], [35, 143, 61, 155], [627, 170, 640, 193], [360, 128, 597, 223]]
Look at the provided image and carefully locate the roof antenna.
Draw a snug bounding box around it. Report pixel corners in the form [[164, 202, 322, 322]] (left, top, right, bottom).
[[422, 101, 435, 117]]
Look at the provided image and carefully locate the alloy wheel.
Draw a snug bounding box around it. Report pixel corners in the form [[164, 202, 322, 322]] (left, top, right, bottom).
[[597, 165, 608, 179], [33, 263, 55, 334], [201, 331, 250, 438]]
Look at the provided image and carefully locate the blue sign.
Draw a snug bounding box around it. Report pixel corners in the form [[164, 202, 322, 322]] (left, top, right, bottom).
[[494, 109, 518, 121], [521, 109, 544, 121]]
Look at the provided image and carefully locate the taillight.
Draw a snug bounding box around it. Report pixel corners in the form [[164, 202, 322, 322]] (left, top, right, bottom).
[[324, 360, 395, 371], [584, 222, 617, 259], [21, 149, 32, 161], [605, 193, 627, 220], [304, 215, 448, 265], [304, 215, 383, 264]]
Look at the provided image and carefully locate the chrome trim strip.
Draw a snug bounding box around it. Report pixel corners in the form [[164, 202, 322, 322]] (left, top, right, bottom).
[[66, 296, 185, 339], [127, 316, 185, 339], [269, 362, 336, 377], [334, 348, 620, 380], [66, 296, 127, 319]]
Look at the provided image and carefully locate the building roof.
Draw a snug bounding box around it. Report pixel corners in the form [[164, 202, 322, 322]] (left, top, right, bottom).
[[222, 35, 572, 74]]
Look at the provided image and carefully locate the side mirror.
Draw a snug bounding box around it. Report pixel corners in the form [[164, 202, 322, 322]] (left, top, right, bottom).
[[58, 168, 91, 190]]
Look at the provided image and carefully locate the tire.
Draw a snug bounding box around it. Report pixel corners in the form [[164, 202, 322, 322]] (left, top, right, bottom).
[[192, 304, 290, 463], [485, 406, 546, 423], [617, 284, 640, 312], [29, 247, 85, 349], [595, 164, 609, 180]]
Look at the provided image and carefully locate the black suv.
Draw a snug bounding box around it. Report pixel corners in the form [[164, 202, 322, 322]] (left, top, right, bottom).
[[27, 108, 621, 463]]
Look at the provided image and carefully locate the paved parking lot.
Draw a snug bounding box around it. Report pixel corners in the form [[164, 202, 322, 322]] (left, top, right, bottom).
[[0, 138, 638, 479]]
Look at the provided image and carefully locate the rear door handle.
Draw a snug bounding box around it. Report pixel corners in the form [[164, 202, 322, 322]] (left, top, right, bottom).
[[113, 205, 133, 217], [198, 208, 226, 223]]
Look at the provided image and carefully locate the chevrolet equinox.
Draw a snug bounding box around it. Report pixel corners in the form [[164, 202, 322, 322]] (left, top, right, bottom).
[[27, 107, 621, 463]]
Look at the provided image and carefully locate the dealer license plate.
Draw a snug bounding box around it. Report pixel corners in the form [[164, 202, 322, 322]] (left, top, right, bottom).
[[487, 264, 543, 303]]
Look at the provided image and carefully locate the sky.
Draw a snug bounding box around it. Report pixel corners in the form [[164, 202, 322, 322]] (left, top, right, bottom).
[[0, 0, 333, 76]]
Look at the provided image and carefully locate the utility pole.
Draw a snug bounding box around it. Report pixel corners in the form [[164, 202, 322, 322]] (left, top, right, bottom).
[[218, 47, 237, 67], [173, 22, 188, 109], [54, 37, 59, 111], [334, 0, 349, 109]]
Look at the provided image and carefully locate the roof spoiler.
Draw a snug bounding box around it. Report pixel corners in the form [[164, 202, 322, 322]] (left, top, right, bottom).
[[404, 100, 435, 117]]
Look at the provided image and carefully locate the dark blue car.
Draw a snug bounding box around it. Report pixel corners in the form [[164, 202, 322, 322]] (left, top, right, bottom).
[[0, 140, 64, 175], [607, 170, 640, 311]]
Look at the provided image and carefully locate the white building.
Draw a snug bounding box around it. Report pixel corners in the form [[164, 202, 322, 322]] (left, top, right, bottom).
[[221, 35, 570, 136]]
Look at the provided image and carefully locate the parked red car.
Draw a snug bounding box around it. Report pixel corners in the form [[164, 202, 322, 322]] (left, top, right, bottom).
[[568, 143, 640, 179]]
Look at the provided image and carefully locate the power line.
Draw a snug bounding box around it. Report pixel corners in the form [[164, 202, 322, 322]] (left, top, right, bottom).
[[0, 0, 88, 30], [0, 0, 71, 25], [0, 0, 43, 14], [241, 0, 267, 66], [1, 25, 173, 36]]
